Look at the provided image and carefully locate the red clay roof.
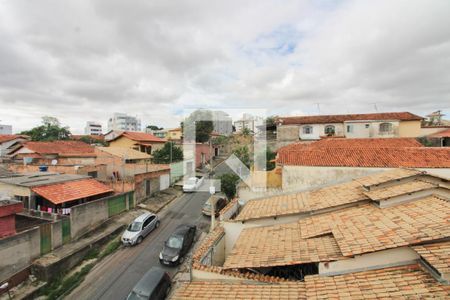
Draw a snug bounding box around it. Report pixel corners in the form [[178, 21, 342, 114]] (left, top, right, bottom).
[[31, 179, 113, 205], [115, 131, 166, 143], [428, 129, 450, 138], [277, 147, 450, 168], [16, 141, 96, 157], [0, 134, 29, 143], [278, 112, 423, 125]]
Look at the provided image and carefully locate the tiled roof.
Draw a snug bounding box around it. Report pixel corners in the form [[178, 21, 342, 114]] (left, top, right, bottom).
[[116, 131, 165, 143], [223, 222, 344, 269], [308, 137, 424, 148], [0, 134, 29, 143], [355, 168, 423, 187], [412, 241, 450, 279], [278, 112, 423, 125], [310, 196, 450, 256], [277, 147, 450, 168], [172, 282, 306, 300], [363, 180, 438, 201], [97, 147, 151, 160], [305, 264, 449, 299], [428, 129, 450, 138], [235, 181, 367, 221], [31, 179, 113, 205], [172, 264, 448, 299], [14, 141, 95, 157]]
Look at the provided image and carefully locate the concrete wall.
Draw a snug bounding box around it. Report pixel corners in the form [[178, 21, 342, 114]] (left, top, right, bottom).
[[420, 126, 450, 137], [298, 123, 344, 140], [70, 197, 109, 239], [0, 227, 40, 282], [319, 247, 419, 276], [277, 125, 299, 141], [398, 120, 422, 137]]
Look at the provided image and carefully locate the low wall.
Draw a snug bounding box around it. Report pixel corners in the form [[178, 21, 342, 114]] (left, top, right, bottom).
[[0, 227, 40, 283], [70, 192, 134, 239]]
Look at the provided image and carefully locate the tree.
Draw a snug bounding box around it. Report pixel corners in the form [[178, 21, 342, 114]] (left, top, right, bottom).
[[266, 149, 276, 171], [219, 173, 240, 199], [20, 116, 71, 141], [78, 135, 107, 146], [152, 142, 183, 164], [182, 110, 214, 143], [241, 127, 252, 136], [233, 146, 250, 168], [146, 125, 163, 131]]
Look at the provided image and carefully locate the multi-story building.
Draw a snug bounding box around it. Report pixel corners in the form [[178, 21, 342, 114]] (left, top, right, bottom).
[[212, 111, 233, 136], [276, 112, 423, 141], [234, 113, 264, 134], [84, 121, 103, 136], [107, 113, 141, 132], [0, 124, 12, 135]]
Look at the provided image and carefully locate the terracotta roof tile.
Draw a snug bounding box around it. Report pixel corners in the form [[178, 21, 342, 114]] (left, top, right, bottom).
[[223, 223, 344, 269], [31, 179, 113, 205], [278, 112, 423, 125], [236, 181, 367, 221], [354, 168, 423, 187], [305, 264, 449, 299], [172, 282, 306, 300], [117, 131, 165, 143], [412, 241, 450, 279], [309, 137, 424, 148], [0, 134, 29, 143], [277, 147, 450, 168], [428, 129, 450, 138], [14, 141, 95, 157], [97, 147, 151, 160], [363, 180, 438, 201]]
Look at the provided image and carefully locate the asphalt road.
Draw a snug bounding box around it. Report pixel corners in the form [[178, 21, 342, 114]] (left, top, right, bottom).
[[66, 190, 211, 300]]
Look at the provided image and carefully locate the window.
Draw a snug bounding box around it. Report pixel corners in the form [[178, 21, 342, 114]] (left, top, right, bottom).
[[303, 126, 313, 134], [346, 125, 353, 133], [365, 124, 370, 128], [379, 122, 393, 133], [324, 125, 335, 135]]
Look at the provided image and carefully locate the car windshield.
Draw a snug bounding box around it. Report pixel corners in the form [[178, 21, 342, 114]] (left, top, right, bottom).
[[166, 236, 183, 248], [126, 291, 147, 300], [128, 221, 142, 232]]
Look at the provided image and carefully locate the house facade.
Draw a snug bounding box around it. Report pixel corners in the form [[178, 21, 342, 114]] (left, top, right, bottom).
[[277, 112, 423, 141], [0, 134, 29, 157], [108, 131, 166, 155]]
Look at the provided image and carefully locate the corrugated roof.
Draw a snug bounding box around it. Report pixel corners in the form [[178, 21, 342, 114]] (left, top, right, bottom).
[[97, 146, 151, 160], [31, 178, 113, 205], [278, 112, 423, 125], [354, 168, 423, 187], [412, 241, 450, 280], [277, 147, 450, 168], [363, 180, 438, 201]]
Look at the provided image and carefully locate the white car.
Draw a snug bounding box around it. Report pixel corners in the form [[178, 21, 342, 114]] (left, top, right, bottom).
[[183, 176, 204, 192], [121, 212, 160, 246]]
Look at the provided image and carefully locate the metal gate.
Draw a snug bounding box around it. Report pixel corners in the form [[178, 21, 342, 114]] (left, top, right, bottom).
[[40, 223, 52, 255], [61, 218, 71, 244], [108, 194, 127, 217], [128, 191, 135, 209]]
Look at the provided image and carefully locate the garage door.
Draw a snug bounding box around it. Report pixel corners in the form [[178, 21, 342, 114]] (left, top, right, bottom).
[[160, 174, 170, 191]]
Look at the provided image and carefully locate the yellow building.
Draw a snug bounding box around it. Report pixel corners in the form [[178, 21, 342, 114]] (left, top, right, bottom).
[[168, 128, 183, 141], [108, 131, 166, 154]]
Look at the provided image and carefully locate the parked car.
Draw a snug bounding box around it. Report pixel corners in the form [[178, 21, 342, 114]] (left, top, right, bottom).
[[126, 267, 171, 300], [202, 197, 228, 217], [121, 212, 160, 246], [183, 176, 204, 192], [159, 224, 196, 266]]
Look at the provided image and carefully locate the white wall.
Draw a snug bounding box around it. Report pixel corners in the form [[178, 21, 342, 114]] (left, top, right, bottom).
[[299, 123, 344, 140], [344, 120, 399, 138], [159, 174, 170, 190]]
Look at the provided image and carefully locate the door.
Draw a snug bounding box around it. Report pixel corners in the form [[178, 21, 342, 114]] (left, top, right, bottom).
[[142, 217, 152, 236], [145, 179, 151, 197], [147, 215, 156, 231]]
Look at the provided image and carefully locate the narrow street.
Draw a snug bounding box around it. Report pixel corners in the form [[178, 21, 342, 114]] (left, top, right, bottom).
[[66, 190, 211, 300]]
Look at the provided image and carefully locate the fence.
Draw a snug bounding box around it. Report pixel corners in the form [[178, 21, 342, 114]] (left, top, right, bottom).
[[170, 161, 185, 184]]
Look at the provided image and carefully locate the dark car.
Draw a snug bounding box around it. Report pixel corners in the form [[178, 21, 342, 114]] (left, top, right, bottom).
[[202, 197, 228, 217], [126, 267, 171, 300], [159, 224, 196, 266]]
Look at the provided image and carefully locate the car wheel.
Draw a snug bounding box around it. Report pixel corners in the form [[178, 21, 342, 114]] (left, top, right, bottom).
[[136, 236, 143, 244], [155, 220, 160, 228]]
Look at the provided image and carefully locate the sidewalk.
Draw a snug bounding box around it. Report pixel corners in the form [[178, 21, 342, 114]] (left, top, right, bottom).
[[138, 188, 183, 213]]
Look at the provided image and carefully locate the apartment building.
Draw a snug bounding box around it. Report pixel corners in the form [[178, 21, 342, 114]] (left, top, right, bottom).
[[107, 113, 141, 132], [84, 121, 103, 135]]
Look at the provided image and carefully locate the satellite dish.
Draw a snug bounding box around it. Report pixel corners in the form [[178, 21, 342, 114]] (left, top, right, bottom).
[[51, 159, 58, 166]]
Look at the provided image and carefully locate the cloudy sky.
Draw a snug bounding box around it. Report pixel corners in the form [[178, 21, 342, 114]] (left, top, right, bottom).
[[0, 0, 449, 133]]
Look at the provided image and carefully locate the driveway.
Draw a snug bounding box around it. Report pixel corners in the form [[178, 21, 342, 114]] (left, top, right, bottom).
[[65, 190, 211, 300]]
